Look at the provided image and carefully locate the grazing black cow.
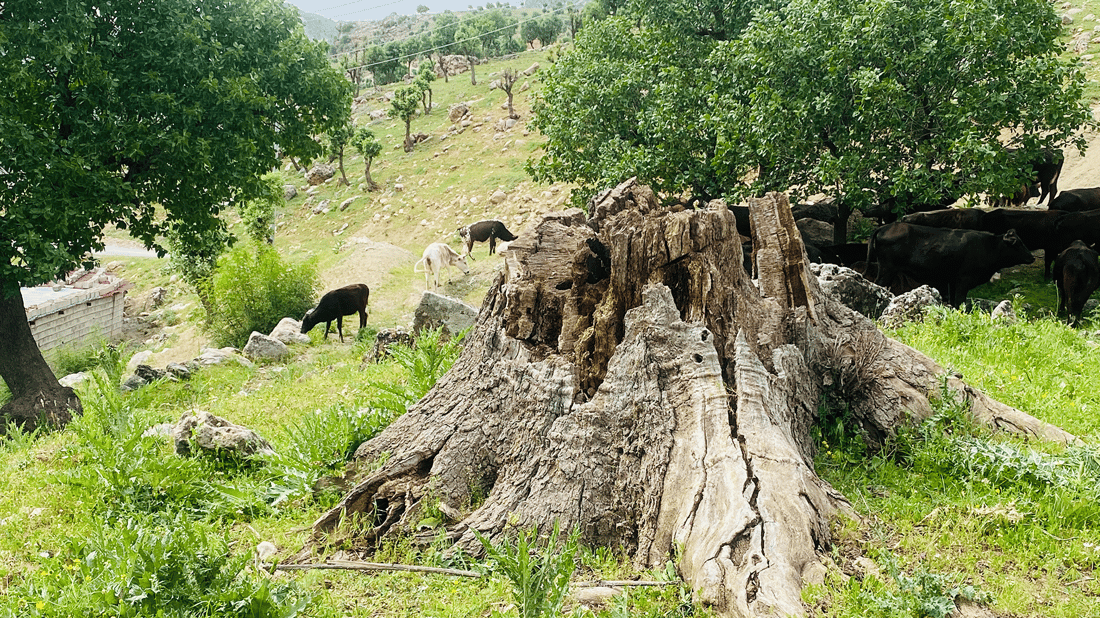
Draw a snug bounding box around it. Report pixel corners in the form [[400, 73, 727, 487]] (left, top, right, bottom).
[[867, 222, 1034, 307], [1053, 240, 1100, 327], [900, 208, 987, 229], [979, 208, 1067, 279], [458, 220, 518, 258], [1047, 187, 1100, 214], [300, 283, 370, 342]]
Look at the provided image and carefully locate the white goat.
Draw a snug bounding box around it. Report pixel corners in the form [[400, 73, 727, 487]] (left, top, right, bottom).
[[414, 242, 471, 289]]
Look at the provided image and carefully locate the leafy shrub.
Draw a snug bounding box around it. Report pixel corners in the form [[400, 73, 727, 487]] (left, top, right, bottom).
[[476, 522, 579, 618], [266, 404, 394, 506], [46, 339, 126, 383], [5, 512, 308, 617], [369, 326, 467, 414], [204, 245, 319, 348], [860, 552, 989, 618]]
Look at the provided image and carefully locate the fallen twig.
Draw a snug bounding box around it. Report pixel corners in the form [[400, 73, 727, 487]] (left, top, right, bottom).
[[571, 580, 677, 588], [274, 559, 481, 578]]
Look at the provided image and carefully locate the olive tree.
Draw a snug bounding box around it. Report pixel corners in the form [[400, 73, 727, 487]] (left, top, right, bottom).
[[0, 0, 350, 430]]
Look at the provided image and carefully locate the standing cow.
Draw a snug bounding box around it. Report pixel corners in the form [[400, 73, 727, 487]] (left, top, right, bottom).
[[867, 222, 1034, 307], [300, 283, 370, 342], [458, 220, 517, 258], [1047, 187, 1100, 214], [1002, 147, 1063, 206], [979, 208, 1068, 279], [1053, 241, 1100, 327], [415, 242, 470, 289]]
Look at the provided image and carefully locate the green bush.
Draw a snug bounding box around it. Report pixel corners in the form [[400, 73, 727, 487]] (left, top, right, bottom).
[[204, 245, 319, 348], [476, 522, 579, 618], [368, 326, 467, 414], [4, 512, 308, 618]]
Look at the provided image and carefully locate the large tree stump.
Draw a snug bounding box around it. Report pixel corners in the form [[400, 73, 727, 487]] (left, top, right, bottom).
[[308, 180, 1071, 617]]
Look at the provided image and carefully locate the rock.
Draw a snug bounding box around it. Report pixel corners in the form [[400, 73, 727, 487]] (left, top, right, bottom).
[[490, 189, 507, 204], [522, 62, 540, 76], [149, 286, 169, 308], [571, 586, 621, 609], [270, 317, 311, 345], [170, 410, 274, 458], [520, 80, 530, 92], [121, 374, 148, 392], [142, 423, 173, 439], [810, 263, 893, 320], [796, 217, 835, 248], [879, 285, 943, 328], [413, 291, 479, 338], [366, 327, 415, 364], [305, 164, 335, 186], [193, 347, 254, 368], [135, 364, 167, 382], [448, 102, 469, 122], [59, 372, 91, 389], [283, 184, 298, 200], [801, 560, 829, 587], [126, 350, 153, 375], [311, 199, 331, 215], [340, 197, 357, 211], [243, 332, 290, 361], [165, 363, 192, 380], [991, 300, 1017, 324]]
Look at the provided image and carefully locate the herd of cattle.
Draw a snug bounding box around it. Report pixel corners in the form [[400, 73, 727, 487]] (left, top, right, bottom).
[[798, 151, 1100, 325]]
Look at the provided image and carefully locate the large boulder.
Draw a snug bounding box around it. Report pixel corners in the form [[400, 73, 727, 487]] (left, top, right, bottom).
[[413, 291, 478, 338], [305, 164, 335, 186], [879, 285, 943, 328], [796, 218, 835, 248], [243, 331, 290, 361], [170, 411, 274, 458], [448, 102, 470, 123], [270, 317, 311, 345], [810, 263, 893, 320]]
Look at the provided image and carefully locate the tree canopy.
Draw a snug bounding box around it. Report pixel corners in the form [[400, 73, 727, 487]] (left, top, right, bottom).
[[529, 0, 1089, 215], [0, 0, 351, 293]]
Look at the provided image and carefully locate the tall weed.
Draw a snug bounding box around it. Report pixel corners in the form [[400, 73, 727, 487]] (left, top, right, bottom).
[[368, 326, 467, 413], [476, 522, 579, 618]]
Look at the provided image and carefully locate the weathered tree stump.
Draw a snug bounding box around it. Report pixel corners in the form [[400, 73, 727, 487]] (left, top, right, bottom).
[[307, 179, 1071, 617]]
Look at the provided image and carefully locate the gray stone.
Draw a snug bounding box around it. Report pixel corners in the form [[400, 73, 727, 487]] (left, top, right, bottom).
[[283, 184, 298, 200], [121, 374, 148, 392], [171, 410, 274, 458], [811, 263, 893, 320], [149, 286, 169, 308], [270, 317, 311, 345], [305, 164, 335, 186], [243, 332, 290, 361], [991, 300, 1017, 324], [796, 218, 835, 249], [879, 285, 943, 328], [413, 291, 479, 338], [59, 372, 91, 389], [367, 327, 415, 364], [448, 102, 469, 122], [490, 189, 507, 204], [571, 586, 621, 609], [165, 362, 192, 380], [193, 347, 254, 368], [125, 350, 153, 376]]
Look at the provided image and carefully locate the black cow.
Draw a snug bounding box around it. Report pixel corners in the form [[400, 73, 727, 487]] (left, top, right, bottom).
[[978, 208, 1067, 279], [818, 243, 870, 268], [867, 222, 1034, 307], [1003, 148, 1063, 205], [458, 220, 518, 258], [300, 283, 370, 342], [900, 208, 987, 229], [1047, 187, 1100, 214], [1053, 240, 1100, 327]]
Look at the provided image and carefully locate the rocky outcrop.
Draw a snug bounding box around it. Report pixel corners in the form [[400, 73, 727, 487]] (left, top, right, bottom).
[[413, 291, 478, 338], [170, 411, 274, 458]]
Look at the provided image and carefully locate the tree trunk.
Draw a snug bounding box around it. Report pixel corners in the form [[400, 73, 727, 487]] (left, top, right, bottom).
[[404, 118, 413, 153], [305, 180, 1071, 617], [337, 152, 350, 186], [468, 55, 477, 86], [0, 281, 82, 433], [364, 159, 380, 191]]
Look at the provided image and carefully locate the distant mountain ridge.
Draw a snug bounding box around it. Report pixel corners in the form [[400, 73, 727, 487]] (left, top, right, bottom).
[[299, 10, 339, 43]]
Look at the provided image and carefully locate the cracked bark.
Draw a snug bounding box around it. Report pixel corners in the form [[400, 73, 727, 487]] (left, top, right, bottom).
[[305, 180, 1073, 617]]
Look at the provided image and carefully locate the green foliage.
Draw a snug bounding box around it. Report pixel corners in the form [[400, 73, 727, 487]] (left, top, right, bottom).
[[368, 327, 467, 414], [350, 125, 383, 190], [391, 86, 424, 151], [204, 245, 319, 349], [265, 404, 395, 506], [476, 522, 579, 618], [5, 513, 308, 618], [859, 552, 991, 618], [0, 0, 350, 291], [46, 339, 127, 385], [237, 174, 282, 245]]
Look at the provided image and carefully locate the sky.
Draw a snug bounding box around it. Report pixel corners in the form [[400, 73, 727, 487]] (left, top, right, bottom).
[[285, 0, 494, 22]]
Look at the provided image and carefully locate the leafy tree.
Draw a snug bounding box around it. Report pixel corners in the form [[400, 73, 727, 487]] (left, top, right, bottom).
[[415, 62, 437, 113], [500, 68, 520, 119], [238, 176, 282, 246], [455, 24, 484, 85], [327, 122, 355, 186], [350, 127, 384, 191], [365, 44, 403, 85], [418, 4, 430, 13], [391, 86, 423, 152], [432, 12, 460, 82], [0, 0, 350, 429], [709, 0, 1089, 242]]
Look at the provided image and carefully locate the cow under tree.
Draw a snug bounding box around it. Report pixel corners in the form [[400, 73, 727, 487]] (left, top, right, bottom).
[[1020, 148, 1064, 205], [1047, 187, 1100, 214], [978, 208, 1068, 279], [1053, 240, 1100, 327], [300, 283, 370, 342], [293, 180, 1071, 618], [867, 222, 1034, 307], [899, 207, 987, 230]]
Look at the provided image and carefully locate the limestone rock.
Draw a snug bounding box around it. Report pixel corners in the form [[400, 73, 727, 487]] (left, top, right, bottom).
[[413, 291, 478, 338], [243, 332, 290, 361], [193, 347, 254, 368], [59, 372, 91, 389], [991, 300, 1017, 324], [165, 362, 192, 380], [270, 317, 311, 345], [448, 102, 470, 122], [811, 263, 893, 320], [879, 285, 943, 328], [171, 410, 274, 458], [306, 164, 335, 186], [283, 184, 298, 201]]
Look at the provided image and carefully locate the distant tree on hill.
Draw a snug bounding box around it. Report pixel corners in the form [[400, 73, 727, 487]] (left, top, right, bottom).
[[454, 24, 484, 85], [0, 0, 350, 430], [392, 86, 423, 151], [415, 62, 436, 113], [350, 127, 384, 191], [417, 4, 430, 13], [327, 122, 355, 186], [432, 12, 460, 83], [365, 44, 403, 85], [500, 68, 520, 119]]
